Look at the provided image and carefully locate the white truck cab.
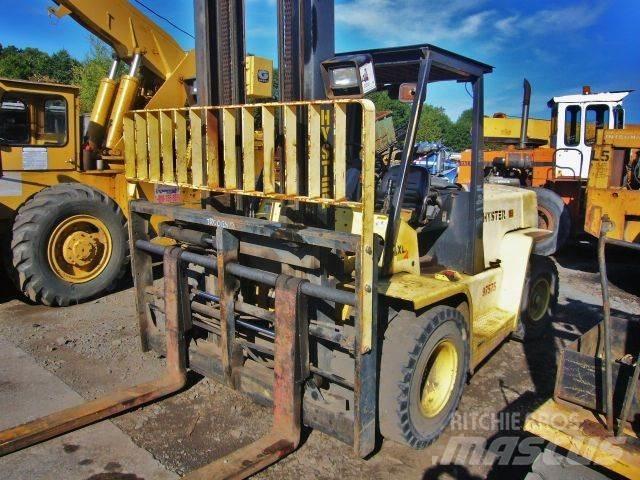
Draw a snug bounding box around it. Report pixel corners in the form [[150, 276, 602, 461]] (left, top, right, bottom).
[[550, 88, 629, 179]]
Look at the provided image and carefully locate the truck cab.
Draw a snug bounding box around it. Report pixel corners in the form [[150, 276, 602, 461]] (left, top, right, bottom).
[[550, 89, 628, 179]]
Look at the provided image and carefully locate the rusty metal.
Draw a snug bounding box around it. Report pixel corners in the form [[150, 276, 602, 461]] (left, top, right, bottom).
[[135, 238, 357, 307], [184, 274, 309, 480], [617, 352, 640, 436], [598, 216, 615, 432], [0, 247, 188, 456], [192, 290, 354, 349]]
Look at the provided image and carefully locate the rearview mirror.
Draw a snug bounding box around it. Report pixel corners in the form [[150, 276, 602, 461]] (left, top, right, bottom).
[[398, 83, 417, 103]]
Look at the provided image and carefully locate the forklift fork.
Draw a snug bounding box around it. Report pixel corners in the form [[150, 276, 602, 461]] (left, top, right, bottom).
[[0, 247, 188, 456], [185, 274, 309, 480], [1, 246, 310, 479]]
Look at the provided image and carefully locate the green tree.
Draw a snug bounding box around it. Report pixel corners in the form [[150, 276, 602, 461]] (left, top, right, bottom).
[[72, 37, 116, 113], [444, 108, 473, 151], [416, 104, 452, 143], [0, 45, 79, 84], [367, 91, 410, 127], [47, 50, 78, 84]]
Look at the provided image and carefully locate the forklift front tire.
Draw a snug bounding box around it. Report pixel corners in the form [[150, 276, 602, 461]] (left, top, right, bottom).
[[10, 184, 129, 306], [379, 306, 469, 449]]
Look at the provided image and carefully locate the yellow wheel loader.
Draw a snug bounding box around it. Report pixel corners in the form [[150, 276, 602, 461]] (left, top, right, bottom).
[[523, 126, 640, 480], [0, 0, 273, 306], [0, 1, 555, 477]]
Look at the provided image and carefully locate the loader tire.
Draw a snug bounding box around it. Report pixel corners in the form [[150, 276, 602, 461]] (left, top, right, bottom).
[[512, 255, 558, 342], [531, 187, 570, 256], [10, 184, 129, 306], [379, 306, 469, 449]]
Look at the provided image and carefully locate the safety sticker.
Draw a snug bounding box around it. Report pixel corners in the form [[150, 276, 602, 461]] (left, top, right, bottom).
[[359, 62, 377, 94], [22, 147, 48, 170], [154, 184, 182, 204]]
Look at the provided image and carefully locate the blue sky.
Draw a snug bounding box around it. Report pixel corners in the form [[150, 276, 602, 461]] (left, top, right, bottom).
[[2, 0, 638, 121]]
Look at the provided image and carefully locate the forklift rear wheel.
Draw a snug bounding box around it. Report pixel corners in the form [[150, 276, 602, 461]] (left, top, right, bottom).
[[10, 184, 129, 306], [513, 255, 558, 342], [379, 306, 469, 449], [530, 188, 571, 256]]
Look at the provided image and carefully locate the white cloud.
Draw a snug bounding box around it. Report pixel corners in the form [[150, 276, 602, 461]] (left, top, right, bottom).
[[493, 3, 606, 37], [336, 0, 494, 46], [336, 1, 607, 51]]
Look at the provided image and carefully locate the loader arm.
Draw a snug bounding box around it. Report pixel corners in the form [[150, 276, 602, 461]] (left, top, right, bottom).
[[50, 0, 189, 80]]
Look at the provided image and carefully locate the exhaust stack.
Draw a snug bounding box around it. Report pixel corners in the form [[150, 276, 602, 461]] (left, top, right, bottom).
[[519, 78, 531, 149]]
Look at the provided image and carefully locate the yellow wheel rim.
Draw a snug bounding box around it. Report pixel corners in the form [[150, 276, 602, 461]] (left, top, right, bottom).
[[528, 277, 551, 322], [419, 339, 458, 418], [47, 215, 112, 284]]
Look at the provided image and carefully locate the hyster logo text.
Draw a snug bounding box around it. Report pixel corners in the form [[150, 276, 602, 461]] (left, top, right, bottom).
[[484, 210, 507, 222]]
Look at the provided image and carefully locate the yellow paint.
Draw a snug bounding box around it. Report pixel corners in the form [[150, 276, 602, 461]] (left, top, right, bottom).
[[483, 184, 538, 268], [496, 230, 534, 316], [0, 78, 79, 171], [358, 99, 376, 353], [47, 214, 112, 283], [585, 126, 640, 242], [245, 56, 274, 100], [483, 116, 551, 145], [525, 399, 640, 479], [335, 209, 420, 276], [420, 339, 458, 418], [105, 75, 140, 152]]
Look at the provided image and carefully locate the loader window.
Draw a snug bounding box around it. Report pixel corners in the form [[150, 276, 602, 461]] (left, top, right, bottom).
[[43, 97, 68, 146], [585, 104, 609, 145], [564, 105, 581, 147], [614, 105, 624, 129], [550, 104, 558, 148], [0, 95, 29, 145]]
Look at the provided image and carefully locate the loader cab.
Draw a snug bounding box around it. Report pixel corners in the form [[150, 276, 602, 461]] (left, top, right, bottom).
[[0, 78, 79, 173], [549, 89, 629, 179]]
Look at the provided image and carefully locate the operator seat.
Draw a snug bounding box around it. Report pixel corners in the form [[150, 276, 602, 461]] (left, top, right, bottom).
[[376, 165, 431, 224]]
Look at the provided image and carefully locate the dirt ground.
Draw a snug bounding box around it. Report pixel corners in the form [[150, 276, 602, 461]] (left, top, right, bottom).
[[1, 241, 638, 480]]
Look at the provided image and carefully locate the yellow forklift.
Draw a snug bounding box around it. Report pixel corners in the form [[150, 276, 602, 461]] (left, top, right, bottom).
[[0, 0, 555, 477]]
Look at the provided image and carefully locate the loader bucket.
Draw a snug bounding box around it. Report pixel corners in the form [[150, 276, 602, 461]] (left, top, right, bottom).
[[554, 315, 640, 423]]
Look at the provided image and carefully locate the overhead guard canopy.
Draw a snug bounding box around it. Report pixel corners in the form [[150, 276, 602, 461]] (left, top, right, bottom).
[[338, 43, 493, 86]]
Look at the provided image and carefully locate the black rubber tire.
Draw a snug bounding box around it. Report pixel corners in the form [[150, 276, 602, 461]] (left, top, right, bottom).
[[530, 187, 571, 256], [379, 306, 469, 449], [512, 255, 559, 342], [9, 184, 129, 306]]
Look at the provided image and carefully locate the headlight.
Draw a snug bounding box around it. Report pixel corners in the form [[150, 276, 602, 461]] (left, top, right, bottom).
[[321, 54, 376, 99], [329, 67, 359, 89]]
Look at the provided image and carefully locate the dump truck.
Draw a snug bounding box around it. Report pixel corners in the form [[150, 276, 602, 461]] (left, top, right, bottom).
[[0, 1, 557, 477], [459, 81, 631, 256], [0, 0, 272, 306]]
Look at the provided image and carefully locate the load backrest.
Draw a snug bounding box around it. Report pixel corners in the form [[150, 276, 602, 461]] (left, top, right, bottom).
[[123, 99, 378, 352]]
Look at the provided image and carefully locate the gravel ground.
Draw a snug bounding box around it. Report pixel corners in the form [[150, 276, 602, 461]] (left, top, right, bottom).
[[1, 241, 638, 480]]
